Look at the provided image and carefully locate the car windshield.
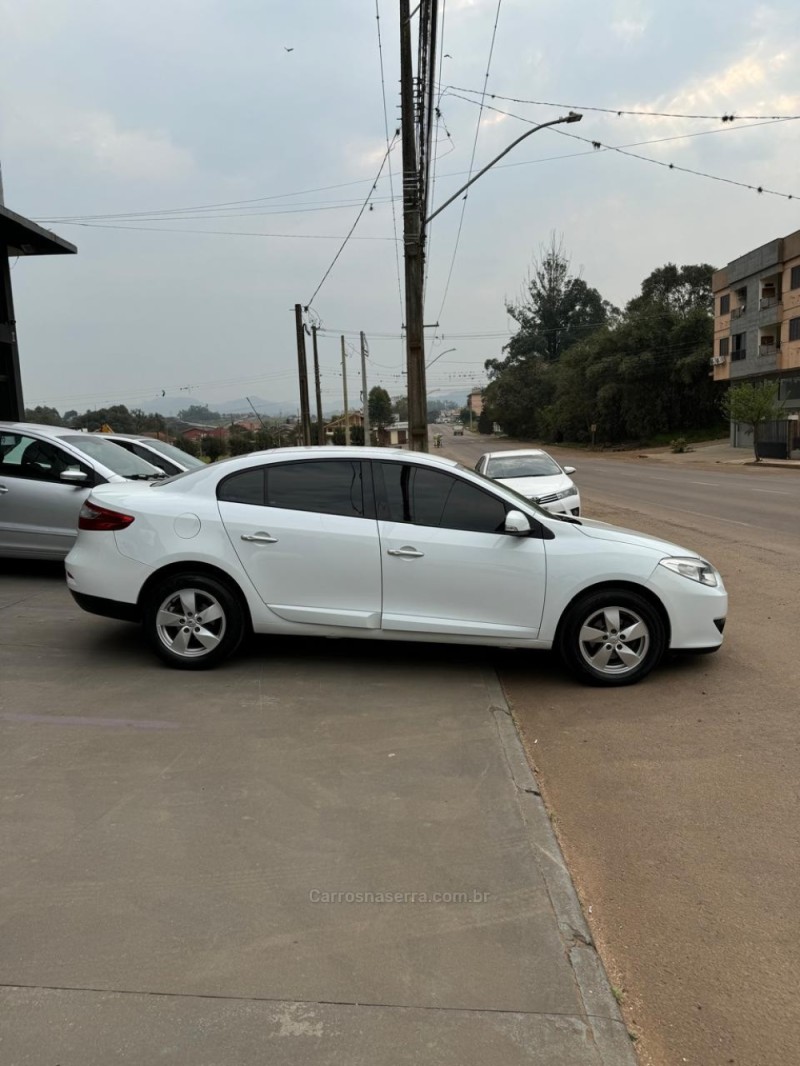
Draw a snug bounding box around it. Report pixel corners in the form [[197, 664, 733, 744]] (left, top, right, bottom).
[[486, 454, 561, 479], [142, 438, 206, 469], [458, 463, 553, 518], [62, 435, 164, 479]]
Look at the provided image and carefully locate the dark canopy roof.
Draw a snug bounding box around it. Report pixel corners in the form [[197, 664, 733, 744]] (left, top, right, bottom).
[[0, 204, 77, 257]]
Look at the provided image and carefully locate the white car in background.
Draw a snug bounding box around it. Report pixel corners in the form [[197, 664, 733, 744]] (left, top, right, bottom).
[[66, 447, 727, 686], [0, 422, 165, 559], [475, 449, 580, 516], [101, 433, 206, 477]]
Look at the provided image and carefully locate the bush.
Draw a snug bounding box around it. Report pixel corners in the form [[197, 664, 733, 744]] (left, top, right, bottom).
[[669, 437, 693, 453]]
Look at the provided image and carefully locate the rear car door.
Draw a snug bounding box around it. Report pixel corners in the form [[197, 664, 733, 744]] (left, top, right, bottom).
[[375, 461, 547, 639], [217, 458, 383, 629], [0, 432, 95, 558]]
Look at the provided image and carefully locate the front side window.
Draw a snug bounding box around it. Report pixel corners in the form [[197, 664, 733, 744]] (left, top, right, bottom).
[[378, 463, 507, 534], [266, 460, 365, 518], [0, 433, 89, 482]]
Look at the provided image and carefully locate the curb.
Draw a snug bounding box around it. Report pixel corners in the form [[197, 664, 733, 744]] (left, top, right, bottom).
[[484, 669, 638, 1066]]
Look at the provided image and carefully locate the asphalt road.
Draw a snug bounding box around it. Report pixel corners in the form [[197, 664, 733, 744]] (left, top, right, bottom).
[[438, 428, 798, 538], [438, 428, 800, 1066]]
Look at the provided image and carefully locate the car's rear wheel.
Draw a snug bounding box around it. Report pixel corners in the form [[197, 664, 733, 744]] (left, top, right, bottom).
[[558, 588, 666, 686], [144, 573, 246, 669]]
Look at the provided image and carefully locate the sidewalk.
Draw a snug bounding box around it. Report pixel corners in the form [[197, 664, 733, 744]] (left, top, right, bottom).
[[0, 569, 635, 1065]]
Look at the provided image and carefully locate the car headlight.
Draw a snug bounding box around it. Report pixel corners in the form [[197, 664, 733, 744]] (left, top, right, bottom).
[[659, 557, 719, 587]]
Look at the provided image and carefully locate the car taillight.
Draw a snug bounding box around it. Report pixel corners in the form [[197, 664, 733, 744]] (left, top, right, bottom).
[[78, 501, 135, 531]]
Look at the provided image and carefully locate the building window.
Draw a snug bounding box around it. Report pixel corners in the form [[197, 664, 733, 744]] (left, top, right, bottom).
[[730, 333, 746, 361], [790, 317, 800, 342], [719, 294, 730, 315], [779, 376, 800, 401], [791, 265, 800, 290], [718, 337, 729, 357]]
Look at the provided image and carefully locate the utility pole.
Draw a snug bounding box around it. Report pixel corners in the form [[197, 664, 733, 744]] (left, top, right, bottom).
[[311, 324, 324, 445], [294, 304, 312, 445], [360, 331, 370, 446], [341, 335, 351, 446]]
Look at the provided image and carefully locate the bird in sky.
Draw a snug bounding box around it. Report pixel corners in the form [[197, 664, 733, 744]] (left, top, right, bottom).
[[284, 46, 294, 52]]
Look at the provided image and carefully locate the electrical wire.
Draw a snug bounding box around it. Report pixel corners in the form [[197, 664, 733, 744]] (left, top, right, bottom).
[[423, 0, 447, 302], [440, 85, 800, 121], [433, 0, 503, 332], [448, 92, 800, 200], [305, 133, 399, 310], [56, 221, 400, 241]]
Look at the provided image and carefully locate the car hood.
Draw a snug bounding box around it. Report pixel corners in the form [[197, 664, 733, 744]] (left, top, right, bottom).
[[572, 516, 700, 558], [495, 473, 574, 498]]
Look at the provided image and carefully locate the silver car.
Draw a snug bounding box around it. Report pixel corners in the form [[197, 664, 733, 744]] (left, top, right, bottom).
[[100, 433, 206, 476], [0, 422, 164, 560]]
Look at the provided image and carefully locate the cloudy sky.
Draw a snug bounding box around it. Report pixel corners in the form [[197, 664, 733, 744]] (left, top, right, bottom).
[[3, 0, 800, 415]]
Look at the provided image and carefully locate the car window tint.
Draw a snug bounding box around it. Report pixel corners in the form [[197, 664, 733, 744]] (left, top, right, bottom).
[[379, 462, 505, 533], [130, 443, 180, 475], [440, 478, 507, 533], [266, 460, 364, 518], [218, 468, 266, 505]]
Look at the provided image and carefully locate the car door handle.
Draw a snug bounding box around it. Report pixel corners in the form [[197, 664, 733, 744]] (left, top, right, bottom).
[[241, 532, 278, 543], [0, 484, 8, 494], [387, 546, 424, 558]]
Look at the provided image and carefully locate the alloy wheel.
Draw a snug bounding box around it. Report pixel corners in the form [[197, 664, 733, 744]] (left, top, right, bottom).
[[578, 605, 650, 677]]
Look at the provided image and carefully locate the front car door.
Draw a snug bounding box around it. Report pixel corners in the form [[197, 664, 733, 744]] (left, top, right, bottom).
[[217, 457, 382, 629], [0, 432, 95, 558], [374, 460, 547, 640]]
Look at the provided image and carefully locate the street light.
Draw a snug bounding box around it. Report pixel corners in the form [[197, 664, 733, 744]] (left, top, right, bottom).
[[425, 346, 456, 370]]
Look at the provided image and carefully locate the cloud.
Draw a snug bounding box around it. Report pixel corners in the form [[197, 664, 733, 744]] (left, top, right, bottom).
[[6, 99, 195, 182], [611, 18, 647, 43]]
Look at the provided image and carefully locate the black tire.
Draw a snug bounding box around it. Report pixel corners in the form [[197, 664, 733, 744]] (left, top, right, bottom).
[[144, 572, 246, 670], [558, 587, 666, 687]]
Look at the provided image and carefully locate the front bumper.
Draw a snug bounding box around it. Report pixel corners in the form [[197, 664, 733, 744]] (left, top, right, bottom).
[[647, 563, 728, 651]]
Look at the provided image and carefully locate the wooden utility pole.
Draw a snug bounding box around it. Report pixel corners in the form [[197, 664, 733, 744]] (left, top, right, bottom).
[[399, 0, 427, 452], [311, 324, 324, 445], [340, 334, 351, 446], [360, 331, 370, 446], [294, 304, 312, 445]]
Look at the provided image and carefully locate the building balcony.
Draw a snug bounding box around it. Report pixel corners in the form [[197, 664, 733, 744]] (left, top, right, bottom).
[[759, 344, 780, 357], [760, 295, 781, 310], [730, 348, 747, 362], [731, 306, 747, 320]]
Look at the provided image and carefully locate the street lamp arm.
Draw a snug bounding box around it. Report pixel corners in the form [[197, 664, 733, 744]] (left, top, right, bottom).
[[424, 112, 582, 225], [425, 346, 456, 370]]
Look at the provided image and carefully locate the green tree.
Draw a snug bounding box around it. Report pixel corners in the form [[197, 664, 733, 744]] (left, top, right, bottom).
[[201, 435, 225, 461], [369, 387, 393, 431], [720, 381, 781, 461], [498, 234, 616, 367], [71, 405, 137, 433], [477, 407, 493, 434], [179, 403, 221, 423], [171, 435, 201, 458], [24, 405, 62, 425], [392, 395, 408, 421], [228, 426, 255, 456]]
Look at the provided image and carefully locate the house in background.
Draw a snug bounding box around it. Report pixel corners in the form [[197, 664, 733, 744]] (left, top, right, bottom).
[[467, 388, 484, 417], [712, 228, 800, 457]]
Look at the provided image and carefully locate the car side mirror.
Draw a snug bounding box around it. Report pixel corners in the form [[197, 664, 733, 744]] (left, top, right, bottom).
[[563, 466, 576, 475], [505, 509, 531, 536], [60, 469, 89, 484]]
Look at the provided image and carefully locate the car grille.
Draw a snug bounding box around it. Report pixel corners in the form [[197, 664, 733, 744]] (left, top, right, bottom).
[[534, 492, 561, 505]]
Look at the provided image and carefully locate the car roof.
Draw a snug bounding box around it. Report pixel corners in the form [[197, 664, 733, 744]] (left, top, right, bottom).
[[206, 446, 461, 469], [482, 449, 549, 460], [0, 421, 80, 438]]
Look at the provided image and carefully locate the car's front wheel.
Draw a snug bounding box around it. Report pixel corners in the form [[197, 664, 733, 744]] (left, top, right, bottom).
[[558, 588, 666, 686], [144, 573, 246, 669]]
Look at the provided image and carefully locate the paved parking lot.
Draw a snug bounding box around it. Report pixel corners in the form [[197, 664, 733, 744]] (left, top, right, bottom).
[[0, 561, 634, 1066]]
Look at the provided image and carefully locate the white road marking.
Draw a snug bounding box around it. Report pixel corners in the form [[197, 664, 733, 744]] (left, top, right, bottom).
[[751, 488, 792, 496]]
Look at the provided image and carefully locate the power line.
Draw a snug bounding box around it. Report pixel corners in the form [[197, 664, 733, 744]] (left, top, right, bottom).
[[306, 133, 399, 310], [441, 85, 800, 121], [448, 92, 800, 200], [433, 0, 503, 331], [423, 0, 448, 302], [375, 0, 405, 326], [57, 221, 400, 241]]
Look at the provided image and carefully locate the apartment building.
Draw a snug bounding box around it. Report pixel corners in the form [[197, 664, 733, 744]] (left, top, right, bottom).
[[712, 228, 800, 454]]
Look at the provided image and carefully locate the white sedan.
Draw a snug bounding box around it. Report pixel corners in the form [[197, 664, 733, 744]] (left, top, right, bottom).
[[475, 449, 580, 515], [65, 447, 727, 686]]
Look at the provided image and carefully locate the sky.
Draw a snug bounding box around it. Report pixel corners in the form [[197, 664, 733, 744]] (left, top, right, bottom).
[[3, 0, 800, 416]]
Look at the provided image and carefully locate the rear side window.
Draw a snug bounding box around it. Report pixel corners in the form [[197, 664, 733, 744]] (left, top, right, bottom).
[[218, 468, 266, 505], [266, 460, 366, 518]]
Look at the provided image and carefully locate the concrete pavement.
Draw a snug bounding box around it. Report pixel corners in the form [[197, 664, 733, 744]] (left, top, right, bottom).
[[0, 561, 635, 1065]]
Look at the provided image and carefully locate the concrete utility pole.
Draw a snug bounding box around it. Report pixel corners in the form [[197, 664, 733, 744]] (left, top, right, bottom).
[[340, 335, 351, 446], [311, 324, 325, 445], [400, 0, 428, 453], [360, 331, 370, 446], [294, 304, 312, 445]]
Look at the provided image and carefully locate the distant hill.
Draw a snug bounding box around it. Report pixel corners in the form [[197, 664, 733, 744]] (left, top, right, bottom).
[[138, 395, 297, 418]]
